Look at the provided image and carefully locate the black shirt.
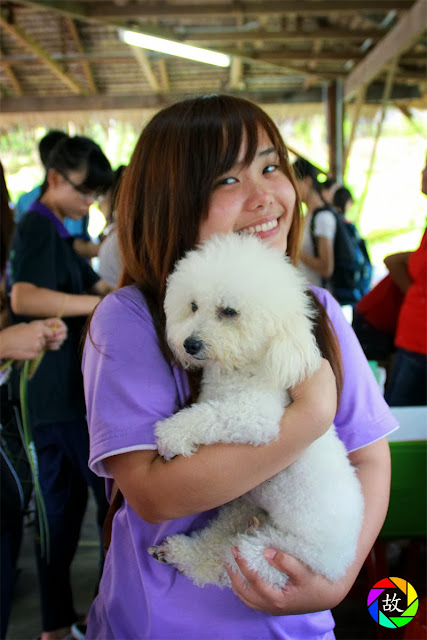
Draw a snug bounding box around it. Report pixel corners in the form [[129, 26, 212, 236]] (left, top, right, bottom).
[[10, 209, 100, 426]]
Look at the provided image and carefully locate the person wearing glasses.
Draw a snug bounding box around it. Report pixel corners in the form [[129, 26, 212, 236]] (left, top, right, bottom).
[[9, 136, 113, 640], [15, 130, 100, 261]]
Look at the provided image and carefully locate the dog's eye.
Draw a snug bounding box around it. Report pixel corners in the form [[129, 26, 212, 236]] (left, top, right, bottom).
[[191, 301, 198, 312], [219, 307, 239, 318]]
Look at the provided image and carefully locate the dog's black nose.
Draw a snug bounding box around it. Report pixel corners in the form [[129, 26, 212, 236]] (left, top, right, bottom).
[[183, 337, 203, 356]]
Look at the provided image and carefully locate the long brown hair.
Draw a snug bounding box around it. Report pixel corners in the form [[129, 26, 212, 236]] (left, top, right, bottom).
[[116, 95, 343, 398]]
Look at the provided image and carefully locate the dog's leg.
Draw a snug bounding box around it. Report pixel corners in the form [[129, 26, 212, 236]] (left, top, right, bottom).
[[148, 498, 266, 586], [156, 392, 285, 460]]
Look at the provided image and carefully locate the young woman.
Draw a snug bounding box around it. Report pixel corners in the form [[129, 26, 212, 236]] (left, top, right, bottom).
[[333, 187, 354, 217], [83, 96, 397, 640], [10, 136, 113, 640], [293, 157, 337, 288]]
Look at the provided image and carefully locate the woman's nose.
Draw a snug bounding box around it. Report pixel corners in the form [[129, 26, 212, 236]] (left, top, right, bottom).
[[246, 181, 272, 210]]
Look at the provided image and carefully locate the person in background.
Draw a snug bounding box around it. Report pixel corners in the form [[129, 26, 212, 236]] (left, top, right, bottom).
[[9, 136, 113, 640], [15, 131, 68, 223], [333, 186, 354, 216], [319, 176, 338, 206], [293, 157, 336, 288], [82, 95, 395, 640], [15, 130, 101, 261], [97, 165, 126, 288], [384, 224, 427, 407], [0, 161, 67, 640]]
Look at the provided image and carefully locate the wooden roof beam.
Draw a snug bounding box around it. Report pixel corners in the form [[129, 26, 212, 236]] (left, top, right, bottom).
[[344, 0, 427, 100], [129, 46, 162, 92], [158, 59, 170, 92], [228, 56, 244, 90], [186, 28, 383, 44], [0, 12, 86, 94], [66, 17, 98, 94], [3, 50, 425, 66], [0, 43, 23, 95], [87, 1, 416, 20]]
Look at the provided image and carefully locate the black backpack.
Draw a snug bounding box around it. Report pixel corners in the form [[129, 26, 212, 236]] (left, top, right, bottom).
[[311, 206, 372, 306]]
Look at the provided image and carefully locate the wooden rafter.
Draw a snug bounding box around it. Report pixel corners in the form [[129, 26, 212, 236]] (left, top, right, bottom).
[[0, 13, 86, 94], [158, 59, 170, 92], [229, 56, 244, 89], [129, 46, 161, 92], [66, 17, 97, 94], [344, 0, 427, 99], [2, 50, 425, 66], [185, 28, 383, 44], [228, 14, 245, 90], [0, 43, 23, 95], [11, 1, 337, 83]]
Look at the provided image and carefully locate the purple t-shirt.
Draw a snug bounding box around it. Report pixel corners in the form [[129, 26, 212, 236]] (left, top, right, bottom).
[[82, 285, 398, 640]]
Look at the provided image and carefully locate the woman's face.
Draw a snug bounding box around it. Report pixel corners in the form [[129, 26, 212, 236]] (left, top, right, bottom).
[[198, 128, 295, 252]]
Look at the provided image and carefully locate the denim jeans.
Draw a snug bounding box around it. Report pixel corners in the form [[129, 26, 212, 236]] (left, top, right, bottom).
[[385, 347, 427, 407]]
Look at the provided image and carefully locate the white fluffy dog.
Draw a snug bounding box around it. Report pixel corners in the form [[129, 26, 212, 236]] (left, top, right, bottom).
[[149, 233, 363, 589]]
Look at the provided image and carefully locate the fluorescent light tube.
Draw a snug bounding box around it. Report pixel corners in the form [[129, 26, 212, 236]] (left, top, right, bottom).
[[119, 29, 230, 68]]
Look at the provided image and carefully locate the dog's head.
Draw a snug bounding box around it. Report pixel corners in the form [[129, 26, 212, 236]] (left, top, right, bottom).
[[164, 233, 321, 388]]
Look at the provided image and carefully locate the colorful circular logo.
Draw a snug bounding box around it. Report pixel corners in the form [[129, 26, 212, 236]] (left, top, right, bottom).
[[367, 577, 419, 629]]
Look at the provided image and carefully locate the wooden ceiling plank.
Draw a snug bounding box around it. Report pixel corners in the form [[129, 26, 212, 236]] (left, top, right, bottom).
[[0, 14, 86, 94], [86, 1, 415, 20], [344, 0, 427, 100], [129, 46, 161, 91], [66, 17, 98, 93]]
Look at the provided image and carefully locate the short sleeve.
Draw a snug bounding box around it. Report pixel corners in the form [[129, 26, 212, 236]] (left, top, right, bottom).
[[313, 287, 399, 451], [11, 213, 58, 289], [74, 249, 100, 292], [82, 287, 188, 477], [313, 210, 336, 240]]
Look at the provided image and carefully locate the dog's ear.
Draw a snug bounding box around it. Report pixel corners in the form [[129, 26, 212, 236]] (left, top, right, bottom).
[[263, 314, 321, 390]]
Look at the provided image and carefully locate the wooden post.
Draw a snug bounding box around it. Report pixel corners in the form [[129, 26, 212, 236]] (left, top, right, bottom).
[[326, 80, 344, 182]]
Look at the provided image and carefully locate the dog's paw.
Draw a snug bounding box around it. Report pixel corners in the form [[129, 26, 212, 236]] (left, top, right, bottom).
[[155, 411, 200, 459], [147, 545, 169, 564], [157, 433, 198, 459]]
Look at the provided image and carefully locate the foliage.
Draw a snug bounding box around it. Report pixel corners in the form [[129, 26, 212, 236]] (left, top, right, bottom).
[[1, 107, 426, 273]]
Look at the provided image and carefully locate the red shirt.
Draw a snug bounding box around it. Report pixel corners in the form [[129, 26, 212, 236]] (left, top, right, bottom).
[[395, 229, 427, 354]]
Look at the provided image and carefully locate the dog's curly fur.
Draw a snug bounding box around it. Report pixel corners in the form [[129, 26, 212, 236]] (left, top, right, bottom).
[[149, 233, 364, 589]]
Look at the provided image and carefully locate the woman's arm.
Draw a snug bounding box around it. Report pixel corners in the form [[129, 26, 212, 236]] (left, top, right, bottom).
[[73, 238, 100, 259], [90, 278, 113, 296], [384, 252, 412, 294], [300, 236, 334, 278], [11, 282, 101, 318], [226, 437, 391, 615], [105, 359, 337, 523]]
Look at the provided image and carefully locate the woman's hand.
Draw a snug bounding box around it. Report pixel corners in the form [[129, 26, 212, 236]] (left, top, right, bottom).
[[43, 318, 68, 350], [0, 319, 68, 360], [226, 547, 346, 616], [0, 321, 53, 361]]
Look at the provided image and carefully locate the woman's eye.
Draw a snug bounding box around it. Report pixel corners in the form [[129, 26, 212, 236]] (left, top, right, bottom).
[[217, 176, 237, 186], [263, 164, 278, 174], [191, 301, 198, 312]]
